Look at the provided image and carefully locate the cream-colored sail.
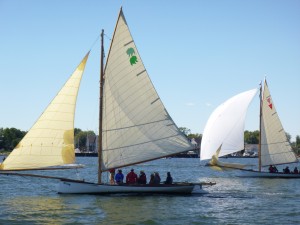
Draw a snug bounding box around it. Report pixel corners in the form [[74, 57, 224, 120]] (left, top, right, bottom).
[[260, 80, 297, 166], [101, 9, 193, 171], [0, 53, 89, 170]]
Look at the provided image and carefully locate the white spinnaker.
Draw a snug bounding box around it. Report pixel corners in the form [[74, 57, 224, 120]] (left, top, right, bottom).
[[0, 53, 89, 170], [201, 88, 258, 160], [101, 10, 193, 171], [260, 80, 297, 166]]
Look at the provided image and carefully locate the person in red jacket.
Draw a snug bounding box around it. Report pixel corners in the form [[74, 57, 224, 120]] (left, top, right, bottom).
[[126, 169, 138, 184]]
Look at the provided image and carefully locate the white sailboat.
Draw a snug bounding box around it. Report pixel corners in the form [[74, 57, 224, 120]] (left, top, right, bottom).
[[200, 88, 258, 169], [0, 8, 213, 193], [201, 79, 300, 178]]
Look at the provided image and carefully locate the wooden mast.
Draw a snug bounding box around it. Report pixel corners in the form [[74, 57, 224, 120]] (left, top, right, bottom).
[[258, 81, 263, 172], [98, 29, 104, 184]]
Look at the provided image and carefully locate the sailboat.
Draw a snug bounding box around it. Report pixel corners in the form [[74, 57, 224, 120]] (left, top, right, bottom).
[[201, 79, 300, 178], [0, 8, 214, 193], [200, 88, 258, 169]]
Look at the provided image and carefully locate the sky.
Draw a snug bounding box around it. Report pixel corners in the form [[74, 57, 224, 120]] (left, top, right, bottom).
[[0, 0, 299, 141]]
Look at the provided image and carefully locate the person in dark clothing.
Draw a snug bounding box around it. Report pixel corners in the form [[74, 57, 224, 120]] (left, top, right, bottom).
[[293, 167, 298, 174], [115, 169, 124, 184], [149, 173, 155, 184], [268, 165, 274, 173], [137, 170, 147, 184], [126, 169, 138, 184], [269, 165, 278, 173], [164, 172, 173, 184], [283, 166, 290, 174], [153, 172, 161, 184]]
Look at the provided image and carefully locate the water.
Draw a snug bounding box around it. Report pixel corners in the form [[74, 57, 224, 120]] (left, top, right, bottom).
[[1, 156, 300, 225]]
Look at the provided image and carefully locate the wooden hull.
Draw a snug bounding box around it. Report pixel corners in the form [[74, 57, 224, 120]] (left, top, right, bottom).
[[57, 179, 208, 194], [237, 169, 300, 178]]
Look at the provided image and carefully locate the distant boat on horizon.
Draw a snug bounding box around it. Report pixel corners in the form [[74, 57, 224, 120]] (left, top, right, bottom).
[[200, 78, 300, 178]]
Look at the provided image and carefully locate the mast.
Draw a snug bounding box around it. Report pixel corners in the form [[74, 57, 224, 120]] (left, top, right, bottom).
[[258, 81, 263, 172], [98, 29, 104, 184]]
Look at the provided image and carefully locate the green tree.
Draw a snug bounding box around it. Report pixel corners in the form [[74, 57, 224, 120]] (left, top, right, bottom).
[[187, 133, 202, 139], [74, 129, 96, 151], [244, 130, 259, 144], [286, 132, 292, 143], [0, 127, 26, 151], [179, 127, 191, 137], [296, 135, 300, 148]]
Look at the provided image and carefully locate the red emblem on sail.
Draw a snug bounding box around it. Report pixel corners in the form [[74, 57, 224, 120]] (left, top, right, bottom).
[[267, 97, 272, 109]]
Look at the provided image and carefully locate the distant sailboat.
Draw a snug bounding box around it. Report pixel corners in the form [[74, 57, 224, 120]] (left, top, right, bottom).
[[200, 88, 258, 169], [0, 8, 214, 193], [240, 79, 299, 178], [201, 79, 300, 178]]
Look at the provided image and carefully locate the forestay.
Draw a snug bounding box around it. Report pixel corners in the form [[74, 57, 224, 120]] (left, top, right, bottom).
[[201, 88, 258, 160], [0, 53, 89, 170], [101, 10, 193, 171]]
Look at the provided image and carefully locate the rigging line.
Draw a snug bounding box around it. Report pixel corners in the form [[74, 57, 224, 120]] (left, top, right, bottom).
[[104, 33, 111, 41], [89, 33, 101, 51], [103, 118, 170, 132]]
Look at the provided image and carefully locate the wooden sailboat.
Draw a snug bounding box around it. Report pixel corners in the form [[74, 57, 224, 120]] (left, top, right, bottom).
[[200, 79, 300, 178], [239, 79, 300, 178], [0, 8, 213, 193]]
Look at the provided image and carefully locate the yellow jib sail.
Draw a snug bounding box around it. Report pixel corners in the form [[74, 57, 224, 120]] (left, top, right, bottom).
[[0, 53, 89, 170]]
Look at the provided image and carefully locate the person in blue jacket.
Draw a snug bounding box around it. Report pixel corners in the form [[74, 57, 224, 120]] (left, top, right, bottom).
[[115, 169, 124, 184]]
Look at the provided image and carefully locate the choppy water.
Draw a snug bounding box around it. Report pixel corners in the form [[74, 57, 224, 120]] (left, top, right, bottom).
[[1, 156, 300, 225]]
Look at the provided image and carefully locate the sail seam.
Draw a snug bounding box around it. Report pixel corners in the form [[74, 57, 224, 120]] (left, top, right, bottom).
[[261, 141, 289, 145], [261, 152, 293, 156], [103, 118, 170, 132], [103, 134, 182, 151]]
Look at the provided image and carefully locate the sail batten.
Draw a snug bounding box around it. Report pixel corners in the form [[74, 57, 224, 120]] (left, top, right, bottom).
[[101, 9, 193, 170], [0, 52, 90, 171]]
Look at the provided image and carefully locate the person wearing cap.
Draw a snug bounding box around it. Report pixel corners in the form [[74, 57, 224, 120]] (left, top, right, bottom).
[[137, 170, 147, 184], [164, 172, 173, 184], [126, 169, 138, 184], [115, 169, 124, 184]]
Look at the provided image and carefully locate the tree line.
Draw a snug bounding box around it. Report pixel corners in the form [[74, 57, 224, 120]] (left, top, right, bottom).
[[1, 127, 300, 155]]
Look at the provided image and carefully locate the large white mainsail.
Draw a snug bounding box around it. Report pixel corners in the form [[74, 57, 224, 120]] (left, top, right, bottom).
[[0, 53, 89, 170], [260, 80, 297, 167], [101, 9, 193, 171], [201, 88, 258, 160]]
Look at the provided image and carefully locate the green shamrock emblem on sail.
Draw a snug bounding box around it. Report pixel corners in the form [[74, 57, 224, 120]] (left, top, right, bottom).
[[126, 47, 138, 65]]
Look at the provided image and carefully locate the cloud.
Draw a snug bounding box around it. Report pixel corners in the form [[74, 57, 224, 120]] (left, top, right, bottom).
[[205, 102, 212, 107]]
